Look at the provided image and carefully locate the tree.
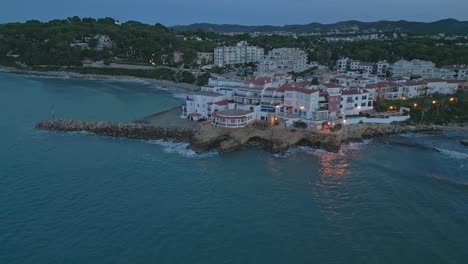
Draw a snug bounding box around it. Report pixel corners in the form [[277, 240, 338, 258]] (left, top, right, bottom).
[[311, 77, 319, 85]]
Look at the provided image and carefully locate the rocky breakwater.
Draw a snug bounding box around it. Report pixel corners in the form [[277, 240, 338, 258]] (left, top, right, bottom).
[[36, 119, 195, 142]]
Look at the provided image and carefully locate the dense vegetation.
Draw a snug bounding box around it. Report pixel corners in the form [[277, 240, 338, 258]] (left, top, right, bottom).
[[374, 91, 468, 124], [1, 17, 468, 82]]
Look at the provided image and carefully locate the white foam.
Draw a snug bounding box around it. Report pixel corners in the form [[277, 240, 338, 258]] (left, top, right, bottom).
[[435, 148, 468, 160], [272, 152, 291, 159], [342, 139, 372, 150], [146, 140, 218, 158], [289, 146, 337, 157], [400, 133, 432, 138], [23, 74, 71, 80]]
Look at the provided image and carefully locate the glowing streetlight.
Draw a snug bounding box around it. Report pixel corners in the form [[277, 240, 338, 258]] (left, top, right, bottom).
[[432, 100, 437, 104], [449, 97, 455, 102], [299, 106, 305, 111], [413, 103, 418, 107]]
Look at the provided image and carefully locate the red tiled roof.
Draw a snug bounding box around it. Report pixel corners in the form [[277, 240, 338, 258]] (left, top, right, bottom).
[[319, 91, 329, 96], [279, 83, 318, 94], [189, 113, 202, 117], [446, 80, 463, 84], [247, 76, 272, 85], [404, 80, 428, 86], [425, 78, 446, 83], [321, 82, 344, 88], [214, 100, 229, 106], [341, 89, 362, 95]]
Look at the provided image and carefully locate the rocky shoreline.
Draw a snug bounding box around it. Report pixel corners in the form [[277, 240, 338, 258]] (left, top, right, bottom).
[[36, 119, 465, 154]]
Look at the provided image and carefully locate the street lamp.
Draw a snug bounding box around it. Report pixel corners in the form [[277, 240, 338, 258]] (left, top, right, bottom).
[[432, 100, 437, 104]]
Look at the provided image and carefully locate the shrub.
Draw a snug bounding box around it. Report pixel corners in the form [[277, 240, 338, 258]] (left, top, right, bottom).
[[293, 121, 308, 129]]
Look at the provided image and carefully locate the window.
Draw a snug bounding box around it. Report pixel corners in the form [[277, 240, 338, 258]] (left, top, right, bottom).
[[355, 96, 358, 100], [362, 96, 367, 100], [340, 97, 343, 101], [354, 104, 358, 107], [361, 102, 366, 107], [368, 101, 372, 107]]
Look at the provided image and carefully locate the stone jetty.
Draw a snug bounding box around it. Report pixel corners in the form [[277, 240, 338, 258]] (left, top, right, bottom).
[[36, 119, 195, 142], [36, 118, 456, 154]]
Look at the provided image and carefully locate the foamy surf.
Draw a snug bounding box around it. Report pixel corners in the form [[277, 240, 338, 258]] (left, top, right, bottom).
[[342, 139, 372, 150], [289, 146, 337, 157], [434, 148, 468, 160], [146, 140, 218, 158]]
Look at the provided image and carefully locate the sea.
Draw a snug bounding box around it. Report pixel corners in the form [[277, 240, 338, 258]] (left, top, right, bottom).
[[1, 71, 467, 264]]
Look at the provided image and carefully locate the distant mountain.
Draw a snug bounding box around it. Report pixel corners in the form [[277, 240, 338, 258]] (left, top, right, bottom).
[[172, 19, 468, 34]]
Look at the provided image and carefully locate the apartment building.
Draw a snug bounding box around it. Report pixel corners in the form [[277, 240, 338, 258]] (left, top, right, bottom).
[[441, 65, 468, 80], [339, 89, 373, 116], [391, 59, 436, 78], [214, 41, 264, 67], [258, 48, 309, 74]]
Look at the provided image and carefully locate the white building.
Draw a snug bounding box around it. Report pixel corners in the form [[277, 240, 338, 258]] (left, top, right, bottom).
[[211, 109, 256, 128], [214, 41, 264, 67], [349, 60, 374, 73], [402, 80, 428, 98], [391, 59, 436, 78], [280, 83, 320, 120], [376, 60, 390, 76], [336, 58, 349, 72], [426, 79, 459, 95], [340, 89, 373, 116], [181, 92, 227, 120], [258, 48, 309, 74], [441, 65, 468, 80]]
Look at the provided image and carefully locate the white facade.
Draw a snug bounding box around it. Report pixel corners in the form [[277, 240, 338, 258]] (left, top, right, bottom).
[[426, 80, 459, 95], [181, 92, 227, 120], [339, 89, 373, 116], [391, 60, 436, 78], [441, 65, 468, 80], [349, 61, 374, 73], [214, 41, 264, 67], [336, 58, 349, 72], [376, 61, 390, 76], [258, 48, 308, 74], [283, 88, 319, 119], [211, 109, 256, 128], [402, 81, 427, 98]]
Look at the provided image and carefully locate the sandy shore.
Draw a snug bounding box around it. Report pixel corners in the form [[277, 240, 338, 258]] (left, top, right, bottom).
[[0, 66, 201, 93]]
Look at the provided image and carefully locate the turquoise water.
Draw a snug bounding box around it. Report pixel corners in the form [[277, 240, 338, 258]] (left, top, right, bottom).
[[1, 71, 468, 264]]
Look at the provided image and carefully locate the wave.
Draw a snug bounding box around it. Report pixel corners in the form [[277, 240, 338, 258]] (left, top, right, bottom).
[[399, 132, 433, 138], [427, 174, 468, 188], [342, 139, 372, 150], [434, 148, 468, 160], [23, 74, 72, 80], [145, 140, 218, 158], [289, 146, 337, 157], [272, 152, 291, 159]]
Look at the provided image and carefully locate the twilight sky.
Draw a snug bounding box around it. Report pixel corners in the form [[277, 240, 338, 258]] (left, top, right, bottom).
[[2, 0, 467, 25]]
